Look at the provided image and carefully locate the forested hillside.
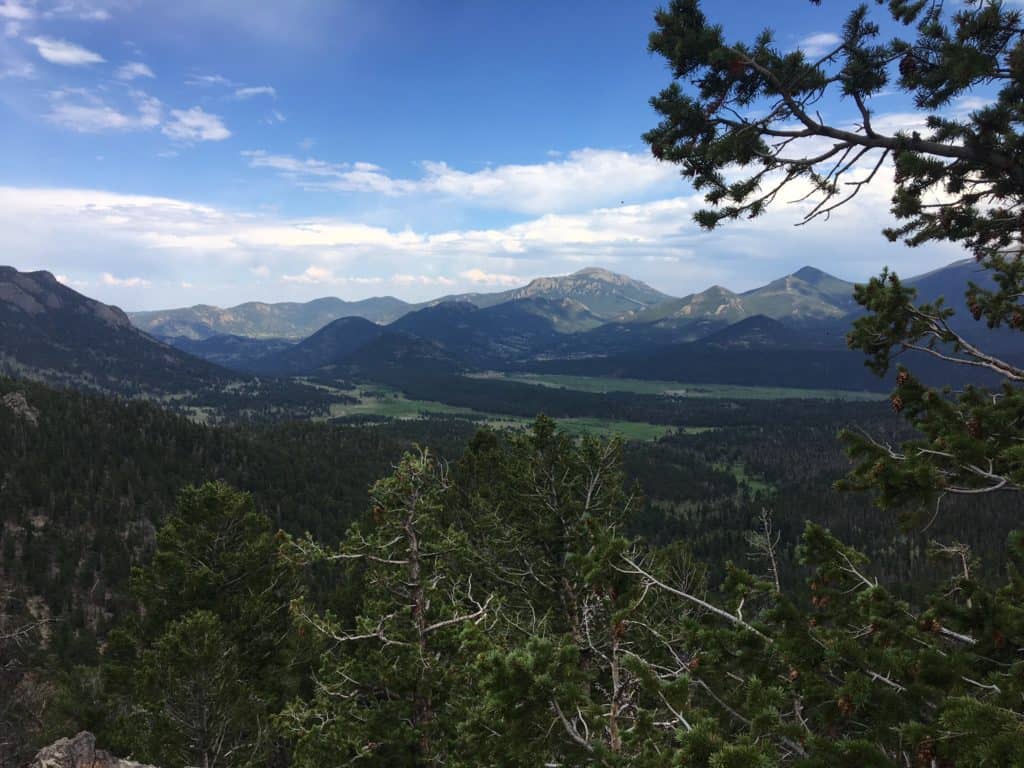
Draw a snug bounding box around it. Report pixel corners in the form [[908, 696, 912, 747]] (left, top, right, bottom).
[[3, 375, 1020, 764], [5, 0, 1024, 762]]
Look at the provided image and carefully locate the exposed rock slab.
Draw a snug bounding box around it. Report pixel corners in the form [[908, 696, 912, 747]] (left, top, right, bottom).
[[29, 732, 156, 768], [2, 391, 39, 426]]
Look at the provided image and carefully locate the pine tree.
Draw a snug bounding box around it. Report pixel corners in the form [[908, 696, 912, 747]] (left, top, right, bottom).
[[640, 1, 1024, 763], [644, 0, 1023, 514], [278, 449, 491, 766], [99, 482, 300, 767], [454, 420, 708, 765]]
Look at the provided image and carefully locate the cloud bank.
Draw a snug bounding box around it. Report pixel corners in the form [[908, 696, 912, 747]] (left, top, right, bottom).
[[0, 165, 965, 310], [244, 148, 680, 215]]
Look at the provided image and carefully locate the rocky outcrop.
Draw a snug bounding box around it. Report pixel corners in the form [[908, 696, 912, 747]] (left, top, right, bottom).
[[29, 732, 156, 768], [2, 391, 39, 426]]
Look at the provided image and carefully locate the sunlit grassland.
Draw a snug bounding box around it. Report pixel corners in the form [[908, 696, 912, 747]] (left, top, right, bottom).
[[321, 385, 684, 441], [469, 372, 883, 401]]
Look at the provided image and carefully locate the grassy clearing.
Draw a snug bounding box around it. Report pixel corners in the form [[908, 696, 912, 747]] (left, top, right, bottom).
[[319, 386, 678, 441], [326, 389, 475, 420], [715, 461, 774, 495], [470, 372, 883, 401]]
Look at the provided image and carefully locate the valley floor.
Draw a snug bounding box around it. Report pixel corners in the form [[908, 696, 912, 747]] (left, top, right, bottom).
[[469, 371, 885, 401]]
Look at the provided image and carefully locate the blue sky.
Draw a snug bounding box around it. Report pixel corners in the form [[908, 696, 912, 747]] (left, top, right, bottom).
[[0, 0, 970, 310]]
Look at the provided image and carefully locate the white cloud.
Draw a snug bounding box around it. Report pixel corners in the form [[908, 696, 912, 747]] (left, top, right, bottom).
[[243, 150, 415, 193], [393, 273, 456, 287], [42, 2, 112, 21], [234, 85, 275, 99], [46, 90, 161, 133], [796, 32, 842, 57], [281, 265, 385, 286], [101, 272, 149, 288], [185, 72, 234, 87], [415, 150, 676, 214], [954, 95, 995, 113], [458, 268, 521, 286], [55, 273, 89, 288], [869, 111, 931, 136], [282, 265, 333, 284], [244, 147, 679, 214], [0, 1, 33, 21], [162, 107, 230, 142], [115, 61, 154, 80], [27, 35, 104, 65], [0, 60, 34, 77], [0, 158, 967, 306]]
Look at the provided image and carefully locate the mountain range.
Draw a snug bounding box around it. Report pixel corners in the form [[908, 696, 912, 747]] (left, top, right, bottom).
[[0, 267, 229, 394], [1, 258, 1011, 397], [130, 295, 412, 340], [132, 264, 868, 344], [129, 268, 673, 340]]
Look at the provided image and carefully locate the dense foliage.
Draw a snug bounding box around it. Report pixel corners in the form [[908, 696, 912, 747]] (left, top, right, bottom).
[[3, 374, 1018, 764], [644, 0, 1024, 517], [637, 0, 1024, 763], [59, 421, 1024, 766], [5, 0, 1024, 763]]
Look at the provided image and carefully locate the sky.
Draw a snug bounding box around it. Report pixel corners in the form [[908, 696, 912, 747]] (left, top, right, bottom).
[[0, 0, 974, 311]]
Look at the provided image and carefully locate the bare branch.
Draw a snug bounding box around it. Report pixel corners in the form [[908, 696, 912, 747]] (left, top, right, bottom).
[[619, 554, 772, 643]]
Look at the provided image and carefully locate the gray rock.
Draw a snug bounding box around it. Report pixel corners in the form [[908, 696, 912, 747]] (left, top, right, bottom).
[[29, 732, 156, 768], [2, 391, 39, 426]]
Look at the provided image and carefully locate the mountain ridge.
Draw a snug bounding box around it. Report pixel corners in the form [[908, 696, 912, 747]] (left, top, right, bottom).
[[7, 259, 1004, 396], [130, 295, 412, 340], [130, 266, 678, 340], [0, 267, 235, 394]]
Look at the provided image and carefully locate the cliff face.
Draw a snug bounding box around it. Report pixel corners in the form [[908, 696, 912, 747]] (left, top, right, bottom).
[[30, 732, 156, 768]]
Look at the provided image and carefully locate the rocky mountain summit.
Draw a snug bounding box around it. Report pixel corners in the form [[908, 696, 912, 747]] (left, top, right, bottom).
[[30, 732, 155, 768], [0, 268, 130, 328], [2, 390, 39, 426], [0, 267, 231, 394]]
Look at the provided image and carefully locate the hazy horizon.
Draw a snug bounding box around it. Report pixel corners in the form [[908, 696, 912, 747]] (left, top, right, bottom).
[[2, 1, 968, 310]]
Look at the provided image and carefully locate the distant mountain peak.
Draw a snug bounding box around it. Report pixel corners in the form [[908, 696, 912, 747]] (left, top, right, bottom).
[[131, 295, 412, 340], [703, 285, 736, 296], [696, 314, 807, 350], [1, 266, 131, 328], [571, 266, 620, 280], [791, 266, 838, 284], [1, 265, 229, 394]]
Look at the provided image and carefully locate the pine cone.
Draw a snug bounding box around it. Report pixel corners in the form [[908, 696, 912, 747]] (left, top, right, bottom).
[[891, 395, 904, 414], [899, 53, 917, 77], [916, 737, 936, 766], [967, 416, 983, 439], [896, 370, 910, 386]]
